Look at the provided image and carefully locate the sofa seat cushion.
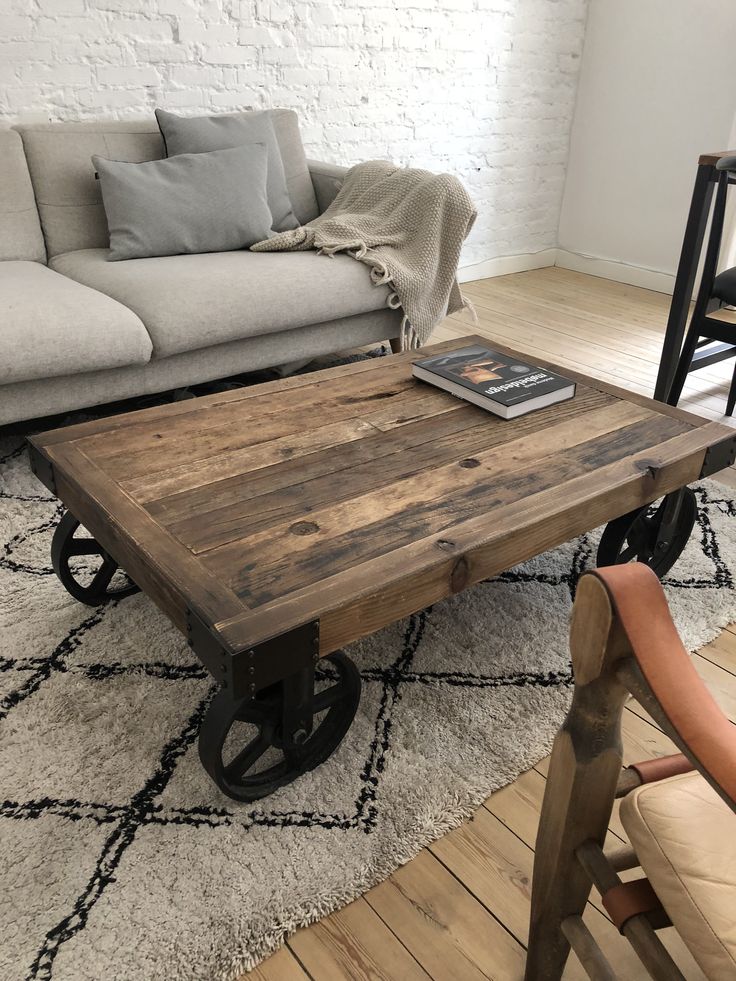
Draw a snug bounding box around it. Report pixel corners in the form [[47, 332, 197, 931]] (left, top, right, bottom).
[[620, 771, 736, 980], [0, 261, 152, 385], [50, 248, 391, 359]]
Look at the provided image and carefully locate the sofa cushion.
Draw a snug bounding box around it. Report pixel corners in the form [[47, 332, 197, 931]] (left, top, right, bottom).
[[269, 109, 319, 225], [156, 108, 298, 232], [0, 130, 46, 263], [0, 261, 152, 385], [15, 120, 164, 259], [94, 145, 273, 260], [15, 112, 319, 258], [50, 248, 391, 359], [620, 771, 736, 981]]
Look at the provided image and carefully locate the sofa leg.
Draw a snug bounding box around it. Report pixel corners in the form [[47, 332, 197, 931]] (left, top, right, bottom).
[[389, 337, 402, 354]]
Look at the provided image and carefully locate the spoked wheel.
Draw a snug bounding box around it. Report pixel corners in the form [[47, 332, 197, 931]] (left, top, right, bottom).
[[597, 487, 697, 578], [198, 651, 361, 802], [51, 511, 139, 605]]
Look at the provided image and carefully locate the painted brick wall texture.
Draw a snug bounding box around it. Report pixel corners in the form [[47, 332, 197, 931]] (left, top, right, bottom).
[[0, 0, 588, 268]]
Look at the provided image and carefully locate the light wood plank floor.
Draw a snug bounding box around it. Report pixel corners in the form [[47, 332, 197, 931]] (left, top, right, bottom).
[[251, 268, 736, 981]]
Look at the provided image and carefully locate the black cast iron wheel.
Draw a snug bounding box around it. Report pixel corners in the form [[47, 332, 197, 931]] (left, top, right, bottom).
[[198, 651, 361, 802], [51, 511, 139, 605], [596, 487, 697, 578]]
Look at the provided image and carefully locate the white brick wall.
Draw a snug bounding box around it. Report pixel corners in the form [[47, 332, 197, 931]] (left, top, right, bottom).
[[0, 0, 589, 268]]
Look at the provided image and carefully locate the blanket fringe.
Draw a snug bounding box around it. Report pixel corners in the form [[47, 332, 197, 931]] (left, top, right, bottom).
[[462, 294, 478, 324], [308, 236, 444, 352]]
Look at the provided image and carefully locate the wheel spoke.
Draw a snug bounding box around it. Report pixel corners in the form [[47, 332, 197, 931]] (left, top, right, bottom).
[[617, 544, 638, 563], [224, 728, 273, 780], [313, 681, 345, 713], [88, 557, 118, 597], [66, 537, 104, 556]]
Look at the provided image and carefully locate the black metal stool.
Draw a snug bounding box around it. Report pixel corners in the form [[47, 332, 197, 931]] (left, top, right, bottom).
[[668, 155, 736, 416]]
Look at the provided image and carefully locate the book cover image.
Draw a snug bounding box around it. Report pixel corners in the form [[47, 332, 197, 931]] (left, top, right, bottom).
[[415, 346, 571, 407]]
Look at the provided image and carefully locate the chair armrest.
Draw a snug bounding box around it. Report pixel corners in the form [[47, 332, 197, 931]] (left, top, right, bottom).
[[307, 159, 349, 214], [591, 564, 736, 808]]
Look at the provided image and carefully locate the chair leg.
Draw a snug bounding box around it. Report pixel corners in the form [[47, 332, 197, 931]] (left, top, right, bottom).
[[667, 324, 700, 406], [726, 366, 736, 417], [524, 576, 630, 980]]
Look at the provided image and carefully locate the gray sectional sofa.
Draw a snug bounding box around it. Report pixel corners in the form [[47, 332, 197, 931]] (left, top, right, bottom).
[[0, 112, 402, 426]]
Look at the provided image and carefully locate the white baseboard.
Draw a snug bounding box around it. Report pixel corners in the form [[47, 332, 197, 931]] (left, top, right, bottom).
[[458, 248, 557, 284], [458, 246, 678, 295], [553, 249, 676, 295]]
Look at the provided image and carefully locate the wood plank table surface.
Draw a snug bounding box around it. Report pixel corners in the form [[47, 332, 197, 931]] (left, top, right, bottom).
[[29, 334, 734, 676], [22, 272, 736, 978]]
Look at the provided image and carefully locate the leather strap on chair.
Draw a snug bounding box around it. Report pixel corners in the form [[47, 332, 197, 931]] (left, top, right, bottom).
[[628, 753, 694, 784], [602, 878, 662, 933], [588, 564, 736, 806]]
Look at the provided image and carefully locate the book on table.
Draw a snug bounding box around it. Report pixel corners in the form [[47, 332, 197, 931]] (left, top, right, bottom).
[[412, 344, 576, 419]]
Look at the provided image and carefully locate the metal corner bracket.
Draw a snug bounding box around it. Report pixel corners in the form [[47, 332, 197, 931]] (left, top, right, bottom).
[[27, 442, 57, 495], [699, 434, 736, 479], [185, 608, 319, 700]]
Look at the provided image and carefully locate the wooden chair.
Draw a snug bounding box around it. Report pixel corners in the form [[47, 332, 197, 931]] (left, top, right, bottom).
[[525, 563, 736, 980], [669, 155, 736, 415]]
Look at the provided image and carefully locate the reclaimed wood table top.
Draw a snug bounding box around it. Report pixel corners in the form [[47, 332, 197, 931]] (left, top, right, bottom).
[[30, 336, 735, 664]]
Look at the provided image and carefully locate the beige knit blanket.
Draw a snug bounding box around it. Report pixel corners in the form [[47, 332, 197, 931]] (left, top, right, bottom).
[[251, 160, 477, 348]]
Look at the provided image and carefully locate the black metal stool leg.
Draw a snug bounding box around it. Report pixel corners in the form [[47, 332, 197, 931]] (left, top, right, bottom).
[[726, 367, 736, 417], [667, 328, 700, 407]]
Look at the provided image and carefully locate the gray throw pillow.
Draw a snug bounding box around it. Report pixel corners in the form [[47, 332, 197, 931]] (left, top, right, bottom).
[[155, 107, 299, 233], [93, 144, 273, 261]]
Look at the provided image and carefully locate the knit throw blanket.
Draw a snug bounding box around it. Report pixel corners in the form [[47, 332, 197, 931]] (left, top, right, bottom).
[[251, 160, 477, 348]]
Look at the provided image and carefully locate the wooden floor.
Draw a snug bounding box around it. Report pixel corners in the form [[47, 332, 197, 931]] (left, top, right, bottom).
[[250, 268, 736, 981]]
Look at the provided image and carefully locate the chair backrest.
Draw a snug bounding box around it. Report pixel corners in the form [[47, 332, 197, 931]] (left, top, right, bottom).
[[15, 110, 319, 259], [525, 563, 736, 981], [0, 129, 46, 263]]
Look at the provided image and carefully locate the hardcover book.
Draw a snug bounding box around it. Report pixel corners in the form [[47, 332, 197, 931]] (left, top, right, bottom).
[[412, 345, 576, 419]]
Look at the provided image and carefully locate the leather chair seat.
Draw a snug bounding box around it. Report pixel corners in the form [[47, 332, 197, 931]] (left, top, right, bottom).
[[620, 771, 736, 979]]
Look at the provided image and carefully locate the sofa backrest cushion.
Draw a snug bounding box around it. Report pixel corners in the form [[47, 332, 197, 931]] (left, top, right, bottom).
[[15, 120, 164, 258], [16, 111, 319, 259], [0, 129, 46, 263], [156, 108, 298, 232], [265, 108, 319, 226]]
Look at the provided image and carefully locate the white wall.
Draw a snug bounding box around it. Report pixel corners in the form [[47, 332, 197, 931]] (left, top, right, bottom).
[[558, 0, 736, 291], [0, 0, 588, 274]]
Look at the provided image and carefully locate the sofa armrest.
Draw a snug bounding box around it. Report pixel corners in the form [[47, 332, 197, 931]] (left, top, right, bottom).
[[307, 159, 348, 214]]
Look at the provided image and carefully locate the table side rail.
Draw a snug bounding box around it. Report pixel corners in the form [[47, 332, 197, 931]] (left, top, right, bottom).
[[216, 425, 729, 657]]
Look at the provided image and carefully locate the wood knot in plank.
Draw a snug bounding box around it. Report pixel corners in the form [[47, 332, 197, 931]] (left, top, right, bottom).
[[635, 459, 661, 480], [459, 458, 480, 469], [450, 556, 470, 592], [436, 539, 457, 552], [289, 521, 320, 536]]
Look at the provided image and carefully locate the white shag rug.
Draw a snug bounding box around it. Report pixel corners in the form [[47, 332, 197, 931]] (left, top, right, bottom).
[[1, 434, 735, 981]]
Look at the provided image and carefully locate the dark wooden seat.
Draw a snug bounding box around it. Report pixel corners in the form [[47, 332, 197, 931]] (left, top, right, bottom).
[[713, 264, 736, 305]]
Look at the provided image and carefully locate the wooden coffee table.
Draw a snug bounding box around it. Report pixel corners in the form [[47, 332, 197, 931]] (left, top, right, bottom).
[[28, 336, 736, 801]]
